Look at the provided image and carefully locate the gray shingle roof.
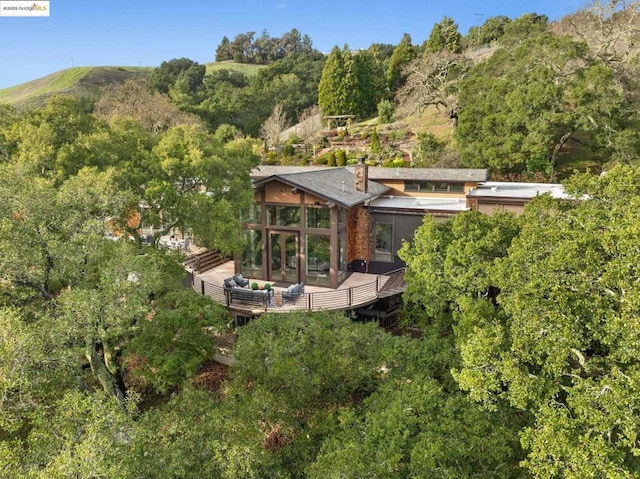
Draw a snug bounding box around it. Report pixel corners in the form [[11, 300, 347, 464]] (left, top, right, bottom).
[[252, 165, 488, 183], [251, 165, 329, 179], [253, 167, 389, 207], [363, 167, 488, 182]]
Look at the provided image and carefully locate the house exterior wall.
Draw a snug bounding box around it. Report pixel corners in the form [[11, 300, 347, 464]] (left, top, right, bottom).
[[477, 202, 526, 215], [347, 205, 371, 264], [264, 180, 300, 204]]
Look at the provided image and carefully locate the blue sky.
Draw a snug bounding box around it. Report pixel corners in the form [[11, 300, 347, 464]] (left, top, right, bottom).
[[0, 0, 585, 89]]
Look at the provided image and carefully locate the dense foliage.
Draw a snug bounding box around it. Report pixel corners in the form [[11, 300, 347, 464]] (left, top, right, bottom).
[[215, 28, 316, 64], [400, 165, 640, 476]]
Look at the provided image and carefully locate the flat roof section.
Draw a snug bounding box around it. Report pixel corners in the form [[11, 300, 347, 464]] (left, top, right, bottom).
[[468, 182, 568, 200], [369, 195, 469, 213]]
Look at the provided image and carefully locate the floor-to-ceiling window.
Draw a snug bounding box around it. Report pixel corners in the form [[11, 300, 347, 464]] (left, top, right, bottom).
[[240, 185, 350, 287], [306, 234, 330, 286], [374, 222, 394, 262], [304, 206, 331, 286], [240, 229, 262, 278]]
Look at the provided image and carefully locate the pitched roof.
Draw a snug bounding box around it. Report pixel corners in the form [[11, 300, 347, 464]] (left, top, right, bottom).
[[252, 165, 488, 183], [251, 165, 329, 179], [253, 168, 389, 208], [363, 167, 488, 182]]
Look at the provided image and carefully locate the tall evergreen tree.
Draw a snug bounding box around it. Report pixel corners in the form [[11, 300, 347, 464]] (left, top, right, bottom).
[[424, 16, 463, 54], [387, 33, 416, 93], [318, 46, 346, 116], [318, 45, 382, 118]]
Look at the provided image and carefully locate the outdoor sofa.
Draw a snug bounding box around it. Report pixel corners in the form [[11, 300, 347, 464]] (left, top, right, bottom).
[[282, 282, 304, 305]]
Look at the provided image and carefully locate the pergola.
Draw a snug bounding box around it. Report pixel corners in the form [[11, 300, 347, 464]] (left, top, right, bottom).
[[323, 115, 355, 130]]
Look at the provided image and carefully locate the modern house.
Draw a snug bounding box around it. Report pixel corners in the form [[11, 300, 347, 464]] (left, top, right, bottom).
[[192, 163, 565, 326], [243, 163, 488, 284]]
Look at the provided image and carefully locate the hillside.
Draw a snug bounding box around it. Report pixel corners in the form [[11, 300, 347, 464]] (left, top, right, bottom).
[[0, 62, 266, 111], [0, 66, 152, 110]]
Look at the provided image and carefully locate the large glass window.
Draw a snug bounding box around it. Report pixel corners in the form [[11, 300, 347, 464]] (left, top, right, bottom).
[[405, 181, 422, 192], [306, 207, 330, 229], [375, 223, 393, 262], [306, 234, 330, 286], [267, 205, 300, 227], [338, 230, 347, 282], [337, 207, 347, 230], [240, 230, 262, 278], [241, 204, 262, 224]]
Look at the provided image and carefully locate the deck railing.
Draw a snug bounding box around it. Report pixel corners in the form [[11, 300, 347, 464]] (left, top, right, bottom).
[[192, 274, 390, 313]]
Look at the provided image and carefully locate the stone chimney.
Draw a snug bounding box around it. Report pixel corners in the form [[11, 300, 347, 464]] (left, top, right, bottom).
[[354, 157, 368, 193]]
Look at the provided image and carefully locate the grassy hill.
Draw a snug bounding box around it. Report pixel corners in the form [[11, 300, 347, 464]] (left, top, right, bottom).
[[0, 62, 265, 111], [0, 66, 152, 110]]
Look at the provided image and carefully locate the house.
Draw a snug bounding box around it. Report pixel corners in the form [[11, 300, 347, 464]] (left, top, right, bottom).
[[242, 162, 488, 284], [193, 162, 565, 326]]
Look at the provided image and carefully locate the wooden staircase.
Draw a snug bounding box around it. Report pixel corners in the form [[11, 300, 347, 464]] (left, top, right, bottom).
[[184, 250, 229, 274]]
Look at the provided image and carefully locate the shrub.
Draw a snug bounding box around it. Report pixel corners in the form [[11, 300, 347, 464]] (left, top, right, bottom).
[[327, 151, 336, 167], [251, 282, 259, 290], [335, 149, 347, 166], [266, 151, 277, 165], [370, 127, 381, 153], [377, 99, 394, 124], [282, 144, 295, 157], [388, 129, 408, 141], [315, 154, 328, 165]]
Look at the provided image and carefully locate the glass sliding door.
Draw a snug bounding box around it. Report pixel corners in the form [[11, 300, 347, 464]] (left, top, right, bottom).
[[284, 234, 298, 282], [269, 231, 298, 283], [306, 234, 330, 286]]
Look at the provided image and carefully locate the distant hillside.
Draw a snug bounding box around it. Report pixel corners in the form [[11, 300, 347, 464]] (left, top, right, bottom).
[[0, 62, 266, 111], [0, 66, 152, 110]]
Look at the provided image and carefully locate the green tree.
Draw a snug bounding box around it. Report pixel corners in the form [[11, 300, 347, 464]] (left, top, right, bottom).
[[455, 34, 640, 175], [150, 57, 204, 94], [6, 96, 99, 178], [424, 16, 463, 54], [318, 46, 348, 116], [123, 290, 228, 393], [310, 376, 524, 478], [318, 45, 382, 118], [370, 127, 381, 153], [412, 132, 444, 167], [399, 211, 520, 322], [335, 149, 347, 166], [387, 33, 416, 93], [377, 98, 394, 123], [454, 166, 640, 475], [502, 13, 549, 45], [466, 15, 512, 47], [3, 391, 136, 478], [142, 124, 259, 251], [234, 311, 388, 409]]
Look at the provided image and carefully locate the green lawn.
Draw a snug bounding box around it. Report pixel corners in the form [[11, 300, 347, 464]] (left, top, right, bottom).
[[204, 61, 265, 77]]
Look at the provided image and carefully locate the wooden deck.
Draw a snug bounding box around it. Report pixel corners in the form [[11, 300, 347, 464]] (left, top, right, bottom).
[[191, 261, 401, 315]]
